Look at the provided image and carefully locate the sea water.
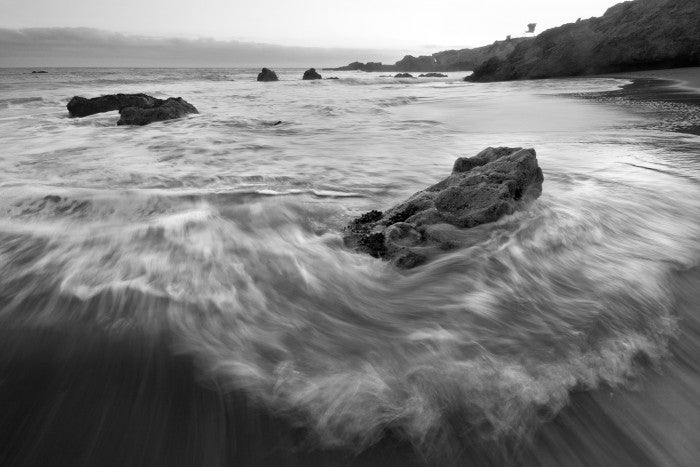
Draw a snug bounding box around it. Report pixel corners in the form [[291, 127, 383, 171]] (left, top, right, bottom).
[[0, 68, 699, 466]]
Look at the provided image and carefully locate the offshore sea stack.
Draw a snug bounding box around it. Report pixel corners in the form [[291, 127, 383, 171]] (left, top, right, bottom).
[[257, 68, 279, 81], [344, 147, 544, 268], [66, 94, 198, 126], [302, 68, 322, 80], [468, 0, 700, 82]]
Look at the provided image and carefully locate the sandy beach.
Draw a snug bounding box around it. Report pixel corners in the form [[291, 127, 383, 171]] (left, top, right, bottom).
[[607, 66, 700, 92]]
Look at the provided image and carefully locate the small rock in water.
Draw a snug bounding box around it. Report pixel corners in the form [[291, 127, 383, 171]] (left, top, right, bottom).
[[394, 73, 415, 78], [418, 73, 448, 77], [257, 68, 279, 82], [302, 68, 322, 80], [326, 77, 340, 80], [344, 147, 544, 268], [31, 70, 48, 74]]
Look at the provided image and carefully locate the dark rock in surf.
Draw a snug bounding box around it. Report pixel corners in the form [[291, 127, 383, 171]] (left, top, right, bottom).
[[394, 73, 415, 78], [257, 68, 279, 82], [31, 70, 48, 74], [67, 93, 158, 118], [302, 68, 322, 80], [419, 73, 448, 77], [344, 147, 544, 268], [117, 97, 198, 126], [66, 93, 198, 125], [326, 77, 340, 80]]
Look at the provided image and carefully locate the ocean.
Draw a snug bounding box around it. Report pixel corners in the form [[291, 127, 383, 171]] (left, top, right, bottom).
[[1, 67, 699, 466]]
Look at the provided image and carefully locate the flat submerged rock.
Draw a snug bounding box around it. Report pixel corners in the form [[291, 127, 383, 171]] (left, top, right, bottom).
[[344, 147, 544, 268]]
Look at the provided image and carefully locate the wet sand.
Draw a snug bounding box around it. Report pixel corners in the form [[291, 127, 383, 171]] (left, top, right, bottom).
[[605, 67, 700, 93], [0, 324, 426, 467], [592, 67, 700, 105], [573, 67, 700, 135]]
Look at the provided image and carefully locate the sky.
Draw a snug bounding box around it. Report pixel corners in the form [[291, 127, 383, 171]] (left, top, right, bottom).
[[0, 0, 624, 67]]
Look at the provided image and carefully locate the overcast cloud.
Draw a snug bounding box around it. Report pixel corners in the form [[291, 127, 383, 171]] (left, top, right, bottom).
[[0, 27, 402, 67]]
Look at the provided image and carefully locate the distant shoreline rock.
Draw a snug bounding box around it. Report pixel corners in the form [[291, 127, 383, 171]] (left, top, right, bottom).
[[344, 147, 544, 268], [325, 38, 529, 73], [419, 73, 448, 78], [395, 55, 437, 72], [467, 0, 700, 82], [329, 61, 390, 72], [66, 93, 198, 126], [394, 73, 415, 78], [31, 70, 48, 74], [257, 68, 279, 82], [302, 68, 322, 80]]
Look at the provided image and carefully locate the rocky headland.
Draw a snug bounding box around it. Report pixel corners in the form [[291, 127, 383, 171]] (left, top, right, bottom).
[[468, 0, 700, 82], [328, 37, 529, 73], [344, 147, 544, 268], [66, 94, 198, 126]]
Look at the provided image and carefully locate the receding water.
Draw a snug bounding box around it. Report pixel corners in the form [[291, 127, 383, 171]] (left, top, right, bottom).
[[1, 67, 699, 466]]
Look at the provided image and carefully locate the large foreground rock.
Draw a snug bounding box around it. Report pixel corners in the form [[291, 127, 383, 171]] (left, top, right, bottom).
[[66, 94, 198, 125], [302, 68, 322, 80], [344, 147, 544, 268], [257, 68, 279, 82], [468, 0, 700, 82], [117, 97, 198, 126]]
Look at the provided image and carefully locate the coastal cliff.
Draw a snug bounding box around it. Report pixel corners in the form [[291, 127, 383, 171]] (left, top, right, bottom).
[[468, 0, 700, 82], [432, 38, 530, 71]]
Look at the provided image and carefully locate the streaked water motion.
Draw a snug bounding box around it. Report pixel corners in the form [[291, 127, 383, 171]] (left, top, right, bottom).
[[1, 68, 699, 466]]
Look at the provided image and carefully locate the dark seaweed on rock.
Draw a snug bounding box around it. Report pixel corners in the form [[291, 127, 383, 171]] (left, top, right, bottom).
[[353, 209, 383, 226], [344, 147, 544, 268]]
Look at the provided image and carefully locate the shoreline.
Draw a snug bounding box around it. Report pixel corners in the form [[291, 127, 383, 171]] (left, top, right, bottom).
[[601, 67, 700, 94], [569, 67, 700, 136], [589, 66, 700, 105]]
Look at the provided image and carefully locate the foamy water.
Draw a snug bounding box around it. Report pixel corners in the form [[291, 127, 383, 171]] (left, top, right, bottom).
[[1, 67, 699, 465]]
